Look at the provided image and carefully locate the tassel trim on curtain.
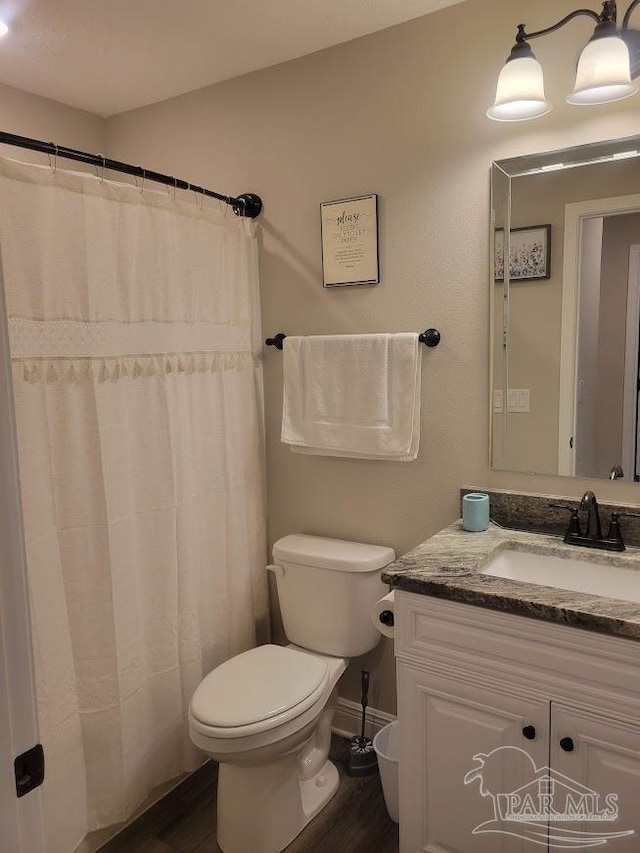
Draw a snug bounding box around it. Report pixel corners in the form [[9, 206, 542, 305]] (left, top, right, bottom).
[[15, 351, 255, 384]]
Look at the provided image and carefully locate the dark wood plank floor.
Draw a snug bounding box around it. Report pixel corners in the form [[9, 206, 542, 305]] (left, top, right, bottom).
[[99, 736, 398, 853]]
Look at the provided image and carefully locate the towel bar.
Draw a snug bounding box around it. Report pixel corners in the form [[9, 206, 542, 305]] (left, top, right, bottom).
[[265, 329, 441, 350]]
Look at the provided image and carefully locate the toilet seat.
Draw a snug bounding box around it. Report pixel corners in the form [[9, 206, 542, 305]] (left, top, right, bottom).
[[190, 644, 330, 739]]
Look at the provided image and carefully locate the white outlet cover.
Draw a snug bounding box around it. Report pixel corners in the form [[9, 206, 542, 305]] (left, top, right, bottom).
[[507, 389, 530, 413]]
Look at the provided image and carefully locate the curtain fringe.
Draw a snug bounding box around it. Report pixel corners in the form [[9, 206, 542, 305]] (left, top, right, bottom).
[[15, 352, 254, 384]]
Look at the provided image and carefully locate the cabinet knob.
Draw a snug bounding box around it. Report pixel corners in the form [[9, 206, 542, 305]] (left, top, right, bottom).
[[560, 737, 575, 752], [522, 725, 536, 741]]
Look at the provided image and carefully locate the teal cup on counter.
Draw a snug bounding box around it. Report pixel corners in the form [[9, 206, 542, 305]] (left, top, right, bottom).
[[462, 493, 490, 532]]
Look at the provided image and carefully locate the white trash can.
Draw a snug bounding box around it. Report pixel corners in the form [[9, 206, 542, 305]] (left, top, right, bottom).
[[373, 720, 399, 823]]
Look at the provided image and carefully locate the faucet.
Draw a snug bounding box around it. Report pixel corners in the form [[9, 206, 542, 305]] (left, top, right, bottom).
[[549, 491, 628, 552], [580, 490, 602, 540]]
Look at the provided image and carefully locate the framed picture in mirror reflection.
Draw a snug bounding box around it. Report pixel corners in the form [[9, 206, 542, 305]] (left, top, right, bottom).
[[494, 224, 551, 282]]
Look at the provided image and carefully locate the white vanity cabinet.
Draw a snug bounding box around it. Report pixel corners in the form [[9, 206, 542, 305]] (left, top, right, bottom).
[[395, 592, 640, 853]]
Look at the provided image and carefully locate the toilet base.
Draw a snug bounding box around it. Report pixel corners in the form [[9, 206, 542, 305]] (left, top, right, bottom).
[[216, 757, 339, 853], [300, 758, 339, 823]]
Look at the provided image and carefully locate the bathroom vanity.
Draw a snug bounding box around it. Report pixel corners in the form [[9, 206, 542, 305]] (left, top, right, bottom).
[[383, 520, 640, 853], [375, 126, 640, 853]]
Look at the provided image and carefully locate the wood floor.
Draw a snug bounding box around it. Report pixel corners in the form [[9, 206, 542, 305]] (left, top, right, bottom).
[[99, 736, 399, 853]]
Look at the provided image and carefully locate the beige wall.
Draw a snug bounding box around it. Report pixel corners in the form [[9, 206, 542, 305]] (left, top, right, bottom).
[[0, 81, 104, 164], [94, 0, 640, 713]]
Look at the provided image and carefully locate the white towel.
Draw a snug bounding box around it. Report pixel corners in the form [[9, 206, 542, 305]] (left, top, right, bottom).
[[281, 333, 421, 460]]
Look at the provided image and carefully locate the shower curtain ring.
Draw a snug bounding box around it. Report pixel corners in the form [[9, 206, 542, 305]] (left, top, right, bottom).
[[166, 177, 177, 201], [48, 142, 58, 174], [95, 154, 106, 183], [139, 168, 145, 194], [193, 186, 206, 210]]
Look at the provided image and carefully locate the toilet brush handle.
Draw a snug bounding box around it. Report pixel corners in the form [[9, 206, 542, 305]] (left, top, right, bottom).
[[360, 670, 370, 741], [361, 670, 369, 710]]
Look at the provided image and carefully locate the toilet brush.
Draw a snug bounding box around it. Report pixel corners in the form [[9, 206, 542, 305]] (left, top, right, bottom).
[[347, 670, 378, 776]]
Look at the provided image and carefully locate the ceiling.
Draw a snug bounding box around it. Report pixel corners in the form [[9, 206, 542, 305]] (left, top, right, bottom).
[[0, 0, 466, 117]]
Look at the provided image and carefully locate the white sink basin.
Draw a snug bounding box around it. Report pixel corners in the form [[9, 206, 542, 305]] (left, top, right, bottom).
[[479, 549, 640, 604]]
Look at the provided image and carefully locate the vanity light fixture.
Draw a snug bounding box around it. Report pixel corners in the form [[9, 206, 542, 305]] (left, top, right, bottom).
[[488, 0, 640, 121]]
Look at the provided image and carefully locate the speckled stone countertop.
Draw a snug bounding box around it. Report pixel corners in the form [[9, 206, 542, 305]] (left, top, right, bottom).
[[381, 522, 640, 641]]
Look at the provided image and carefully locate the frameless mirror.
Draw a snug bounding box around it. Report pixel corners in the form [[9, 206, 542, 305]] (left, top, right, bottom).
[[491, 136, 640, 481]]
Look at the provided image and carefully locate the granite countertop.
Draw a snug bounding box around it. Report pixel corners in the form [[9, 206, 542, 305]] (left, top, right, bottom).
[[381, 522, 640, 641]]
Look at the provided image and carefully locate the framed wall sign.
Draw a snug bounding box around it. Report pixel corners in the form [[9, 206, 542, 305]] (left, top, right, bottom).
[[494, 224, 551, 282], [320, 193, 379, 287]]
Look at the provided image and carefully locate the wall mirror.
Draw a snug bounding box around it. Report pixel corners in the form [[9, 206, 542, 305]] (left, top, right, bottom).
[[491, 136, 640, 481]]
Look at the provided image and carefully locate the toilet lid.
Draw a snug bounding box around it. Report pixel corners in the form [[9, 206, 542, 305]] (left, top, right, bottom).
[[190, 644, 329, 729]]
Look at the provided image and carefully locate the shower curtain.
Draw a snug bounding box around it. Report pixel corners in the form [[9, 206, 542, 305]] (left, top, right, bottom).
[[0, 157, 268, 852]]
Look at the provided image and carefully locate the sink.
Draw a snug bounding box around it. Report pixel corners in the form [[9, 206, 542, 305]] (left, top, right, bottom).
[[479, 549, 640, 604]]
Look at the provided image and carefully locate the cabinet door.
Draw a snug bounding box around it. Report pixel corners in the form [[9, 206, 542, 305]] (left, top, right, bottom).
[[398, 662, 549, 853], [551, 705, 640, 851]]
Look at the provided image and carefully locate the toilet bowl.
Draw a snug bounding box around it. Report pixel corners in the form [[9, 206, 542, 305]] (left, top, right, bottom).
[[189, 644, 346, 762], [188, 534, 395, 853]]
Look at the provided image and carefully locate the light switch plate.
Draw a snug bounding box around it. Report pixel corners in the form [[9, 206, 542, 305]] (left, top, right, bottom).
[[493, 390, 503, 413]]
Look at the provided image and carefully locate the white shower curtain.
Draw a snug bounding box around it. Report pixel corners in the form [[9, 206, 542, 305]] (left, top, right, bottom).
[[0, 157, 268, 852]]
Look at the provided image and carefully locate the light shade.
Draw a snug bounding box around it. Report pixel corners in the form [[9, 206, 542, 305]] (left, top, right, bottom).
[[487, 56, 552, 121], [567, 35, 638, 104]]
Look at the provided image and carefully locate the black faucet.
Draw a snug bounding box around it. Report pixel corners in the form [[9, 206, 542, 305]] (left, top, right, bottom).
[[580, 490, 602, 540], [549, 491, 629, 552]]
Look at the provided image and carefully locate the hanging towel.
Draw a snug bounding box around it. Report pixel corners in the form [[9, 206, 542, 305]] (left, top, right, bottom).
[[281, 333, 421, 460]]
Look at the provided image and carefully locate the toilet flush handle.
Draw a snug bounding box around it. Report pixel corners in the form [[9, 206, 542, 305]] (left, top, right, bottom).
[[266, 564, 285, 577]]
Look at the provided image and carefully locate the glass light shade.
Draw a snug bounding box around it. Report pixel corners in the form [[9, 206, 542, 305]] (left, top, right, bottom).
[[487, 56, 552, 121], [567, 36, 638, 105]]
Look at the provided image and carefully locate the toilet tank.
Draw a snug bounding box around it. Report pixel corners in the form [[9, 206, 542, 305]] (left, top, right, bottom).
[[271, 534, 395, 658]]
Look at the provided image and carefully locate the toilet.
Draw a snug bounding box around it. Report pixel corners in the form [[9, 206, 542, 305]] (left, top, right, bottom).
[[188, 533, 395, 853]]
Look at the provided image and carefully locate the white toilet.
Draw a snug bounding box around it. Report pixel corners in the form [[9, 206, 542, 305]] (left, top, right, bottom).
[[188, 533, 395, 853]]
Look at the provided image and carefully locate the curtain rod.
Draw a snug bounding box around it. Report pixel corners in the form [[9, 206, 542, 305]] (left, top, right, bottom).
[[0, 131, 263, 218]]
